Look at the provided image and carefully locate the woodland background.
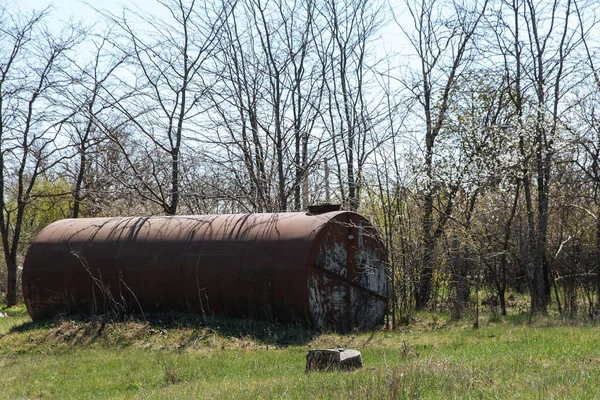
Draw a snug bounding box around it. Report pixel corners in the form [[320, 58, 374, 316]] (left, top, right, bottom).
[[1, 0, 599, 325]]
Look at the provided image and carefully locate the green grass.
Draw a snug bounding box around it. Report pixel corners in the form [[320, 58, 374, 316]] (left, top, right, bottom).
[[1, 305, 600, 399]]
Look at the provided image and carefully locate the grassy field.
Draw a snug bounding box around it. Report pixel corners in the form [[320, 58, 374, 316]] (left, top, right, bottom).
[[1, 305, 600, 399]]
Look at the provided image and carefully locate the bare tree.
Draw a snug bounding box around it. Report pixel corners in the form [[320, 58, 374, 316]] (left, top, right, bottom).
[[571, 0, 600, 306], [364, 66, 408, 326], [60, 30, 127, 218], [205, 0, 273, 212], [317, 0, 388, 211], [205, 0, 327, 212], [101, 0, 229, 215], [0, 5, 84, 305]]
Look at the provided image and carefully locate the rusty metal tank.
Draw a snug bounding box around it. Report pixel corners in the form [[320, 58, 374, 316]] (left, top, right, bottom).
[[22, 210, 388, 331]]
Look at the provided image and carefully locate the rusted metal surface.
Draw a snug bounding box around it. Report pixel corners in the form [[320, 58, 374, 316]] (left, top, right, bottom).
[[22, 211, 387, 331]]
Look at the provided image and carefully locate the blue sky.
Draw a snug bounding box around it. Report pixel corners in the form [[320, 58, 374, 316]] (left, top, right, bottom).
[[12, 0, 409, 54], [16, 0, 121, 23], [9, 0, 412, 86]]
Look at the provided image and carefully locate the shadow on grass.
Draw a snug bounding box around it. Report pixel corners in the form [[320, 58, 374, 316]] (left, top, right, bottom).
[[143, 312, 320, 346], [495, 311, 599, 327], [8, 312, 319, 347], [8, 319, 51, 333], [504, 312, 534, 326]]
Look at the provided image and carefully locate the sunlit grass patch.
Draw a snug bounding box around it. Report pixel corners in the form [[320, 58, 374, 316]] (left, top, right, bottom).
[[1, 307, 600, 399]]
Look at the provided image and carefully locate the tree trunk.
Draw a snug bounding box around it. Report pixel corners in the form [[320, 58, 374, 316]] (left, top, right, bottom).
[[5, 254, 17, 306], [72, 150, 86, 218], [451, 235, 464, 319], [416, 143, 435, 310], [416, 230, 434, 310], [499, 286, 507, 316], [596, 208, 600, 307], [169, 149, 179, 215], [532, 162, 549, 313]]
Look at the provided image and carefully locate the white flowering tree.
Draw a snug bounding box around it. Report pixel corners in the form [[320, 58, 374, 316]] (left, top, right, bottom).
[[397, 0, 489, 310]]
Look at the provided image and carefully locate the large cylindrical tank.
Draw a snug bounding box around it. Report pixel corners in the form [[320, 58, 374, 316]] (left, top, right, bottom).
[[22, 211, 388, 331]]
